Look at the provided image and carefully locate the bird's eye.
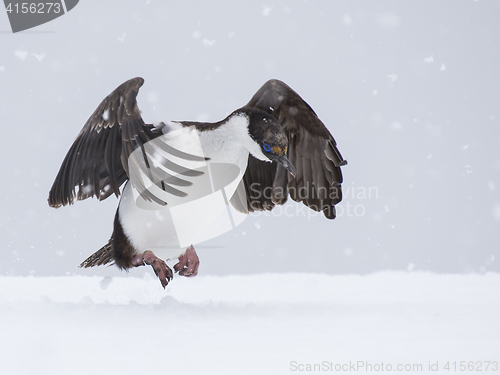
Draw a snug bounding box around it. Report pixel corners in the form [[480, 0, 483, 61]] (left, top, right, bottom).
[[262, 143, 271, 152]]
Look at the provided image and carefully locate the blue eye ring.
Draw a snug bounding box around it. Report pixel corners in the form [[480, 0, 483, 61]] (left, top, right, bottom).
[[263, 143, 271, 152]]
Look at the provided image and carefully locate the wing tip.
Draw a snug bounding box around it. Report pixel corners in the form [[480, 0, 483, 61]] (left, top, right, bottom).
[[323, 206, 337, 220], [130, 76, 145, 86], [338, 159, 348, 167]]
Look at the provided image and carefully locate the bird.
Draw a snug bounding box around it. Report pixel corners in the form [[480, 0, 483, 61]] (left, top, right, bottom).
[[48, 77, 347, 288]]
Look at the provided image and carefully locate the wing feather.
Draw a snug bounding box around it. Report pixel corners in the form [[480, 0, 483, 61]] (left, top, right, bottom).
[[48, 77, 156, 208], [238, 79, 347, 219]]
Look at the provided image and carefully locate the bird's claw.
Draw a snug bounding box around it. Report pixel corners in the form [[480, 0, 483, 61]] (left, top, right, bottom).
[[173, 245, 200, 277], [136, 250, 173, 288]]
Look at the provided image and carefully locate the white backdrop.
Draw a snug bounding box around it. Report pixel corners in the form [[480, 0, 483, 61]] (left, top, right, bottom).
[[1, 0, 499, 277]]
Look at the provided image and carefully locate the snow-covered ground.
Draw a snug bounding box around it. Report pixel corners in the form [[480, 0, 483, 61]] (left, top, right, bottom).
[[1, 272, 498, 374], [1, 2, 499, 373]]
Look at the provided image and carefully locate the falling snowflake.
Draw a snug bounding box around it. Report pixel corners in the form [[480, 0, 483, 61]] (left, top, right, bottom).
[[202, 39, 216, 47], [117, 31, 126, 43], [31, 53, 46, 62], [387, 74, 398, 82], [424, 55, 434, 63], [263, 5, 273, 16], [342, 14, 353, 25], [14, 50, 28, 61]]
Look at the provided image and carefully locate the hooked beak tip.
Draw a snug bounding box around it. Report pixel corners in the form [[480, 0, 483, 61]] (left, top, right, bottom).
[[270, 153, 296, 177], [281, 156, 296, 177]]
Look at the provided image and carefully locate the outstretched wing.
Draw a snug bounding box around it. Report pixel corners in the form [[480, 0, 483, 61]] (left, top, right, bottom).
[[238, 79, 347, 219], [48, 77, 157, 208]]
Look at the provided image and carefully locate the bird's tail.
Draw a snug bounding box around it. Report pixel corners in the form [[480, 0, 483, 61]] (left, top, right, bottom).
[[79, 240, 115, 268]]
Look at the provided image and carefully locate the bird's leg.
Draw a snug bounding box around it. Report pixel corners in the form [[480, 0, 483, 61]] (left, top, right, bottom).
[[173, 245, 200, 277], [131, 250, 173, 288]]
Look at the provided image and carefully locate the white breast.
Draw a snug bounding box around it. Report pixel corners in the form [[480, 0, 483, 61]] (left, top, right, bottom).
[[118, 115, 253, 260]]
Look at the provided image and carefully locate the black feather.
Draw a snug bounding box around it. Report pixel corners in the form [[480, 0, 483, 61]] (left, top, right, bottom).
[[236, 79, 346, 219]]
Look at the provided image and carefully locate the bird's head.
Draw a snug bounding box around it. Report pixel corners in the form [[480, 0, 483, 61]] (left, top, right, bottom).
[[244, 109, 296, 177]]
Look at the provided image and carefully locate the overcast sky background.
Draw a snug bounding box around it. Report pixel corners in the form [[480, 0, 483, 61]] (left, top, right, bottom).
[[1, 0, 499, 277]]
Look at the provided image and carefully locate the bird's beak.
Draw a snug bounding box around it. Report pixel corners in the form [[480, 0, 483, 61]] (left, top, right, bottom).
[[277, 154, 296, 177]]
